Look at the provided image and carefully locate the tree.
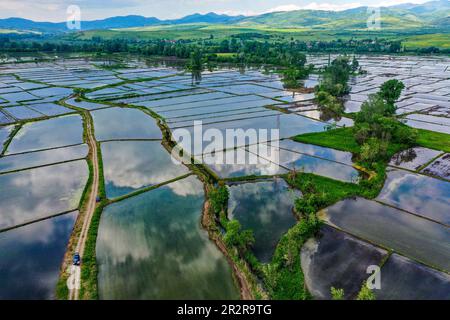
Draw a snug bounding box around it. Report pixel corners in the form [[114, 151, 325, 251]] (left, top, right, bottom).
[[187, 48, 203, 72], [317, 56, 352, 97], [282, 68, 300, 89], [378, 79, 405, 111], [360, 138, 388, 163], [224, 220, 255, 255], [210, 186, 229, 214], [351, 56, 359, 73], [316, 91, 344, 115]]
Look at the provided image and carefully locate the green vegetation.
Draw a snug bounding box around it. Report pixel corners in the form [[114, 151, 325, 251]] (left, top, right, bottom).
[[223, 220, 255, 256], [0, 124, 21, 156], [55, 276, 69, 300], [416, 129, 450, 153], [288, 173, 363, 207], [79, 201, 107, 300], [294, 127, 360, 153], [209, 185, 229, 215], [331, 287, 345, 300], [379, 79, 406, 109], [280, 52, 313, 89], [357, 283, 376, 300], [315, 56, 355, 116], [354, 81, 416, 164], [403, 33, 450, 50], [186, 48, 203, 71], [262, 213, 320, 300]]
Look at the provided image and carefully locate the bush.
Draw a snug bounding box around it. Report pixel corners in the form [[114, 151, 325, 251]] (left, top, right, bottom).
[[360, 138, 388, 163], [223, 220, 255, 255], [331, 287, 345, 300], [210, 186, 229, 214], [379, 79, 405, 111], [357, 283, 376, 300]]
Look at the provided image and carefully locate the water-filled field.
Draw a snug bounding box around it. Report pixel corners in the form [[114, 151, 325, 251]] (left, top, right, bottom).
[[0, 55, 449, 300], [96, 176, 239, 299]]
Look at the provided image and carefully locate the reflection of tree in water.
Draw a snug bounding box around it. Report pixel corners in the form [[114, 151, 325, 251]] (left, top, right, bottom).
[[392, 148, 417, 166], [318, 108, 343, 122], [228, 180, 299, 263], [191, 70, 202, 85]]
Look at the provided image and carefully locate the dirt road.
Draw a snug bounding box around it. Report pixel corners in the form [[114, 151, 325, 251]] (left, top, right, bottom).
[[68, 113, 99, 300]]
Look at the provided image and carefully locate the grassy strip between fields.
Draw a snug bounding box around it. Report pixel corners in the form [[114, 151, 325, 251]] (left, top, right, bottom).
[[1, 124, 21, 156], [55, 112, 93, 300], [78, 140, 106, 300]]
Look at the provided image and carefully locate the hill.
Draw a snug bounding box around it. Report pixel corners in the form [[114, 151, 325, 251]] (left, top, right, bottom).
[[0, 0, 448, 34]]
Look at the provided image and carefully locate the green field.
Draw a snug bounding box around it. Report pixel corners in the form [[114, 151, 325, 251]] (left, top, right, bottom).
[[403, 33, 450, 49], [70, 23, 450, 49]]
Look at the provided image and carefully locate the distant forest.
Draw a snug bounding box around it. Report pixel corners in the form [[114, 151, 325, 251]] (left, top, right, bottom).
[[0, 33, 447, 63]]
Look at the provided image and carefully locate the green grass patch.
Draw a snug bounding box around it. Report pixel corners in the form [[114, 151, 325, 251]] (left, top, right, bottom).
[[403, 33, 450, 49], [294, 127, 406, 161], [286, 172, 362, 205], [55, 275, 69, 300], [416, 129, 450, 153], [79, 201, 106, 300], [293, 127, 360, 153]]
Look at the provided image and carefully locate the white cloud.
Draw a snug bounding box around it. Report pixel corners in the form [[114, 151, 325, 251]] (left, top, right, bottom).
[[378, 0, 429, 6], [265, 4, 302, 13], [265, 2, 363, 13]]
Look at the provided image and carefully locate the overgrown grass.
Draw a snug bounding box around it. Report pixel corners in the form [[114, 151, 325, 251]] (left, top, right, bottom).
[[55, 275, 69, 300]]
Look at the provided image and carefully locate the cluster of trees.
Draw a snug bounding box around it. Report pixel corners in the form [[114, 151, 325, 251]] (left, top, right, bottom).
[[280, 52, 314, 89], [315, 56, 356, 115], [0, 34, 448, 62], [209, 186, 255, 259], [354, 79, 417, 164]]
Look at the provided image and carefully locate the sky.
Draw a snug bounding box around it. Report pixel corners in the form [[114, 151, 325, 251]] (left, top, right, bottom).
[[0, 0, 431, 22]]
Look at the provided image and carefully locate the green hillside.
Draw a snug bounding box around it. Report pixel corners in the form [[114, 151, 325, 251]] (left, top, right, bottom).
[[240, 6, 448, 30]]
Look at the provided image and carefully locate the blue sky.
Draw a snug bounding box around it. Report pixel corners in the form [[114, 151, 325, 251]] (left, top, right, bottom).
[[0, 0, 430, 21]]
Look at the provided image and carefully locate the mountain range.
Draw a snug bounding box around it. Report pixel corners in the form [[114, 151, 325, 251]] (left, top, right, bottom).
[[0, 0, 448, 33]]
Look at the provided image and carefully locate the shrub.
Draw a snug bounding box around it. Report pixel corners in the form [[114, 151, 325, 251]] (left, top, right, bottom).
[[360, 138, 388, 163], [331, 287, 345, 300], [210, 186, 229, 214], [357, 283, 376, 300]]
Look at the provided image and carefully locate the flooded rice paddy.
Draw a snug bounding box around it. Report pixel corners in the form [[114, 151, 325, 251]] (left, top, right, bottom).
[[0, 55, 449, 299], [101, 140, 189, 198], [228, 179, 299, 263], [0, 160, 88, 231], [96, 176, 240, 300], [0, 212, 78, 299]]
